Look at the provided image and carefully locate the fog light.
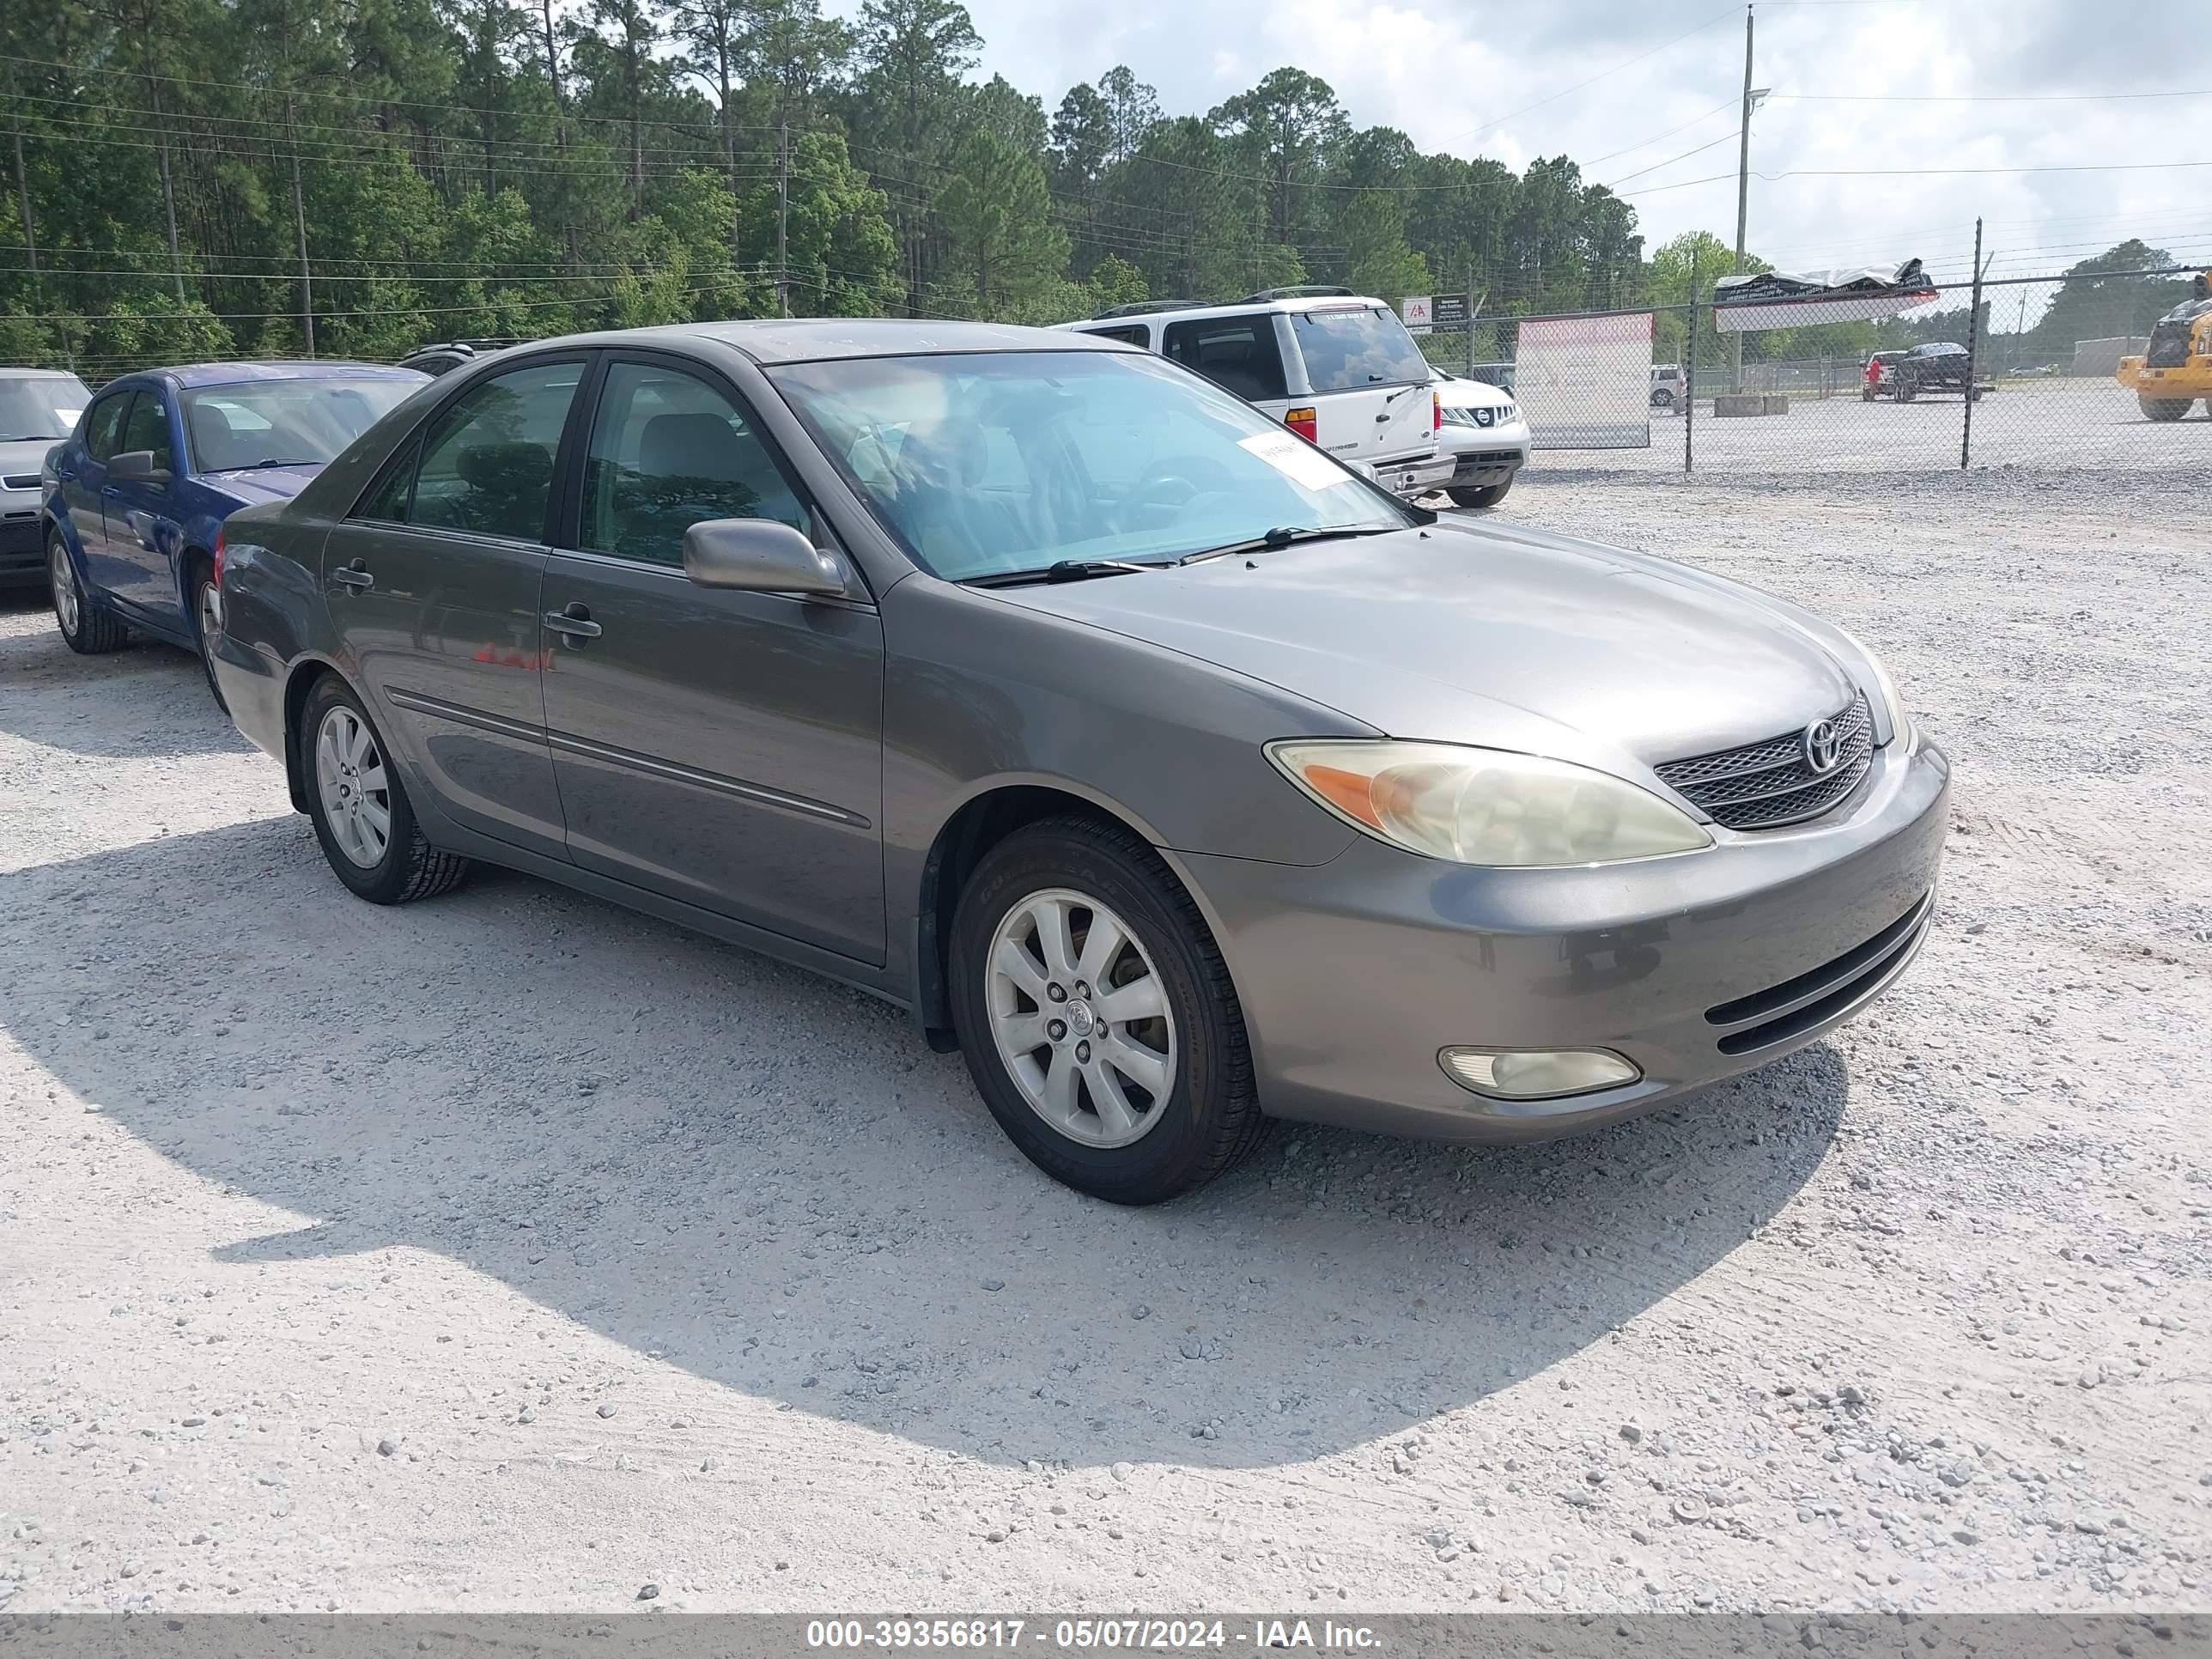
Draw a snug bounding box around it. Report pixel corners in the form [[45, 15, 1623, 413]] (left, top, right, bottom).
[[1440, 1047, 1640, 1101]]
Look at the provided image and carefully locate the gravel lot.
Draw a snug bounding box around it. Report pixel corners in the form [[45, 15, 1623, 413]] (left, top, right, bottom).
[[3, 470, 2208, 1615]]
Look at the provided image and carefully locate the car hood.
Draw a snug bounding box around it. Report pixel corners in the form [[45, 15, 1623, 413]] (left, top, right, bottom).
[[981, 518, 1866, 775], [199, 465, 325, 507], [0, 436, 64, 483]]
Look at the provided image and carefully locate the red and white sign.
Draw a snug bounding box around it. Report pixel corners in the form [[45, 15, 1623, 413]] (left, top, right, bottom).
[[1515, 311, 1654, 449], [1400, 295, 1433, 336]]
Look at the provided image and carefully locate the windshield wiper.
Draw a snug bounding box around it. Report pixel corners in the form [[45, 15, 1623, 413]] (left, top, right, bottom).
[[242, 457, 319, 468], [962, 558, 1171, 589], [1178, 524, 1398, 566]]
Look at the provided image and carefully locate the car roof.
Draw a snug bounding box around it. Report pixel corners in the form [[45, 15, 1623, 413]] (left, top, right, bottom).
[[143, 361, 430, 389], [0, 365, 87, 381], [1065, 293, 1393, 329], [476, 317, 1143, 368]]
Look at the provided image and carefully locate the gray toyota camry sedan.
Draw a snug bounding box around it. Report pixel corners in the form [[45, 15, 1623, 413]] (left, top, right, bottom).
[[210, 319, 1948, 1204]]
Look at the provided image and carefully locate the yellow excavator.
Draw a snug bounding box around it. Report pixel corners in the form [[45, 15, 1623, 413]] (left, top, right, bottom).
[[2116, 270, 2212, 421]]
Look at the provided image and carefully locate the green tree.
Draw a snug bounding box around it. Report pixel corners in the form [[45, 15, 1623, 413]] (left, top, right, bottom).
[[936, 124, 1066, 318]]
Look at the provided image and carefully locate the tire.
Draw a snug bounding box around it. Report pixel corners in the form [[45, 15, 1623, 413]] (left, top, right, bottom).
[[947, 816, 1265, 1205], [300, 673, 471, 905], [48, 529, 128, 654], [1448, 479, 1513, 509], [2139, 396, 2191, 422], [187, 554, 228, 712]]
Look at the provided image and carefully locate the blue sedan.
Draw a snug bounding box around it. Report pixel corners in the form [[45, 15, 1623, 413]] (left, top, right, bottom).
[[43, 360, 426, 702]]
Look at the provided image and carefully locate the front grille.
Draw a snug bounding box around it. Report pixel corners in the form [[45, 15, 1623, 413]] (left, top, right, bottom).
[[1, 472, 40, 490], [1654, 693, 1873, 831]]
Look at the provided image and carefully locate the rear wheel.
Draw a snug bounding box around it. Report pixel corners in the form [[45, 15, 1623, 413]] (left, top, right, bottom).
[[1448, 478, 1514, 509], [301, 674, 471, 905], [189, 556, 228, 711], [2140, 396, 2192, 422], [948, 817, 1264, 1205], [49, 531, 127, 654]]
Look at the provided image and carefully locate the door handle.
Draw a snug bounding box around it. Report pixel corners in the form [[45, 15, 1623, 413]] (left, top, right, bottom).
[[544, 605, 602, 640], [333, 559, 374, 590]]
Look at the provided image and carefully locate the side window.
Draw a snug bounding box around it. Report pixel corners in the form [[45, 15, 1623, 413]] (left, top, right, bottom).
[[1162, 314, 1287, 402], [117, 392, 173, 470], [1091, 325, 1150, 348], [83, 392, 131, 462], [580, 360, 807, 568], [409, 360, 582, 541]]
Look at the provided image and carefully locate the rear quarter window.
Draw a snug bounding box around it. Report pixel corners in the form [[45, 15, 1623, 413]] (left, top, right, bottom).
[[1162, 314, 1288, 402]]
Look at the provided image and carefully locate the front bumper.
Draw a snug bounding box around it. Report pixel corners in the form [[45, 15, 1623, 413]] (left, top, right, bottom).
[[1437, 423, 1531, 489], [1178, 735, 1949, 1143], [0, 502, 44, 584]]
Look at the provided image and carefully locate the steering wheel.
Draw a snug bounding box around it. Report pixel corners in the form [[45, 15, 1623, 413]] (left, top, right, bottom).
[[1122, 455, 1237, 519]]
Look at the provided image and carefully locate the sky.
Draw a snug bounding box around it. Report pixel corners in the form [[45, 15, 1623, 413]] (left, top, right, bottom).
[[884, 0, 2212, 286]]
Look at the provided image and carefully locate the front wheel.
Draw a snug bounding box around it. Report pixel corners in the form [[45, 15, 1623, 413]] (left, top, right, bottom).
[[2140, 396, 2192, 422], [49, 531, 128, 654], [301, 674, 471, 905], [1448, 478, 1514, 509], [189, 557, 228, 711], [948, 817, 1265, 1205]]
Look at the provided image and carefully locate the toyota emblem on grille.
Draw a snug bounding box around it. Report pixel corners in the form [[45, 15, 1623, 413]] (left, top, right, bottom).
[[1802, 717, 1843, 775]]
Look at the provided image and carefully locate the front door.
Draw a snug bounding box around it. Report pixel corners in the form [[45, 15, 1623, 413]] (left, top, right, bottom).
[[324, 356, 587, 862], [101, 389, 188, 624], [538, 355, 885, 964]]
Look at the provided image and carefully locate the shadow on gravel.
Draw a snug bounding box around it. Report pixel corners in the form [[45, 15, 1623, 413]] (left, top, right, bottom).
[[0, 592, 246, 757], [3, 816, 1846, 1470]]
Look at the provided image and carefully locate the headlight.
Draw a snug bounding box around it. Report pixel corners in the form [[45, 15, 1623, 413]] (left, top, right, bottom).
[[1267, 740, 1713, 866], [1832, 627, 1911, 744]]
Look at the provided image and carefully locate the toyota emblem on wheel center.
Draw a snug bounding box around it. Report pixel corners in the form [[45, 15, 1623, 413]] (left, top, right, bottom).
[[1802, 717, 1843, 775]]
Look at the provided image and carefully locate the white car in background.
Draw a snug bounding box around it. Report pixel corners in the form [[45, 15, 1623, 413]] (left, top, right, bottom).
[[1061, 288, 1454, 503], [1428, 368, 1530, 508]]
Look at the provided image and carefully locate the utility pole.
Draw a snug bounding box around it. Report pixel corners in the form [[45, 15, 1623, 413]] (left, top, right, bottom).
[[288, 95, 313, 356], [1730, 3, 1755, 392], [1463, 260, 1476, 377], [775, 117, 791, 319]]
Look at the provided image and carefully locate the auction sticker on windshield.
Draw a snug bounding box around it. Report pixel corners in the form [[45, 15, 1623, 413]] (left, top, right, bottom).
[[1239, 427, 1349, 492]]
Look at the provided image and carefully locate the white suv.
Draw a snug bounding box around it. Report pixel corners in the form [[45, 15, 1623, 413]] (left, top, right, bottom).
[[1062, 289, 1452, 501]]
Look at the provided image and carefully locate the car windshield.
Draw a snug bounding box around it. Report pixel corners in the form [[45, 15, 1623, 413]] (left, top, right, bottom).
[[0, 374, 89, 441], [768, 349, 1408, 583], [1291, 305, 1432, 392], [182, 378, 417, 471]]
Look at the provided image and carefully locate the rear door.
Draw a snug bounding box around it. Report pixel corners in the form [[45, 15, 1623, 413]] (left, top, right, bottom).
[[323, 354, 587, 861], [1283, 303, 1437, 465], [101, 388, 189, 625], [538, 352, 885, 963]]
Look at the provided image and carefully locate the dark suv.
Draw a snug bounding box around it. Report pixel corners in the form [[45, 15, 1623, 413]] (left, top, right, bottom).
[[1889, 342, 1981, 403]]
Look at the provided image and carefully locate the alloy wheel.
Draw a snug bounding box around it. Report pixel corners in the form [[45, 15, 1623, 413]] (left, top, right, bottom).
[[50, 541, 79, 637], [987, 887, 1177, 1149], [314, 704, 392, 869]]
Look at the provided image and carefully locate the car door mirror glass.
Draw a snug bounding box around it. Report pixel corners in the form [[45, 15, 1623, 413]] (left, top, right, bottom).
[[682, 517, 848, 597], [109, 449, 171, 483]]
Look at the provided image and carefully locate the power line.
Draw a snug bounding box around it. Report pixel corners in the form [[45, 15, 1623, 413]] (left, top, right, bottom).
[[1607, 130, 1741, 189], [1774, 87, 2212, 103], [1433, 7, 1742, 151]]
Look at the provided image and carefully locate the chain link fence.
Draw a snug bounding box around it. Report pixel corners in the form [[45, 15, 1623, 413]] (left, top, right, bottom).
[[1417, 265, 2209, 476]]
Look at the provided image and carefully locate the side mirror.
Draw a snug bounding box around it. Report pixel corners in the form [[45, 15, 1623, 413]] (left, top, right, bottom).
[[110, 449, 172, 484], [682, 517, 848, 598]]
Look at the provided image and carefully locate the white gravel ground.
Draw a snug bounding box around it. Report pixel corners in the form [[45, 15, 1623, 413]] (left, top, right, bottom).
[[2, 470, 2208, 1615]]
